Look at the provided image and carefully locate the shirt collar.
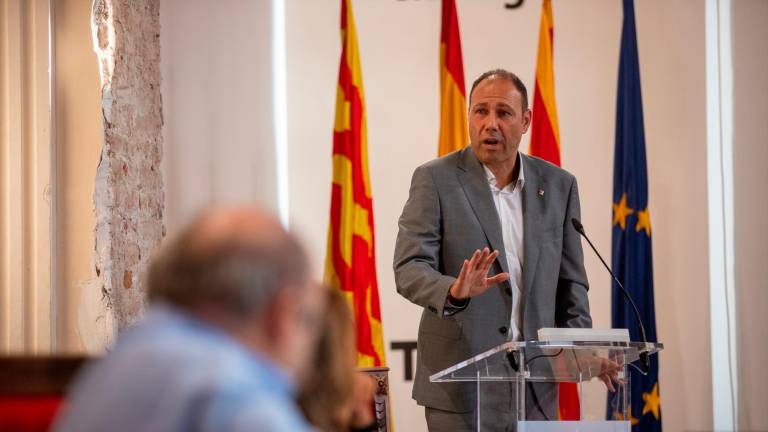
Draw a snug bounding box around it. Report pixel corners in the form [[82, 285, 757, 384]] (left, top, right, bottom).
[[483, 152, 525, 191]]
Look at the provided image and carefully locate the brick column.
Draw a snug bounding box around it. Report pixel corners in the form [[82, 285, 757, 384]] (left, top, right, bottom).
[[91, 0, 164, 329]]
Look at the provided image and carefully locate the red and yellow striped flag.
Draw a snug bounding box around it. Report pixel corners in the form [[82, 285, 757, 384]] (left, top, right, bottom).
[[530, 0, 578, 419], [529, 0, 561, 166], [324, 0, 385, 368], [437, 0, 468, 156]]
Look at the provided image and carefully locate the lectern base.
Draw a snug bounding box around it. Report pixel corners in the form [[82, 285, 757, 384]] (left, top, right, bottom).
[[518, 421, 630, 432]]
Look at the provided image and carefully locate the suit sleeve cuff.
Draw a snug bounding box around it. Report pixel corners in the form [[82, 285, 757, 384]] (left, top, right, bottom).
[[443, 294, 470, 316]]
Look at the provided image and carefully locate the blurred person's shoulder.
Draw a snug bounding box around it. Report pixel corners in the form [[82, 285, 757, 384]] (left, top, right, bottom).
[[54, 306, 311, 432]]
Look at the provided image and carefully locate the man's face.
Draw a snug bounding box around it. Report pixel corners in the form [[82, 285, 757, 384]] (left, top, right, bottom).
[[468, 77, 531, 168]]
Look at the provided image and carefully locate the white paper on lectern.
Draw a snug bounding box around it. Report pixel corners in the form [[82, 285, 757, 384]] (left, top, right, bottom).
[[537, 328, 630, 342]]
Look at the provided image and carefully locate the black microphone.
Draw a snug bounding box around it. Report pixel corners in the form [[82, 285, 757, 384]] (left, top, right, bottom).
[[571, 218, 650, 374]]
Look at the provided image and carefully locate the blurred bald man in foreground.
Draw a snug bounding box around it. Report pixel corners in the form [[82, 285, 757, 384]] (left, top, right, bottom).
[[54, 208, 325, 432]]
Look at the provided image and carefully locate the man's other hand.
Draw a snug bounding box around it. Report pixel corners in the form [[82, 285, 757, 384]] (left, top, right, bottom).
[[593, 357, 623, 393], [449, 248, 510, 300]]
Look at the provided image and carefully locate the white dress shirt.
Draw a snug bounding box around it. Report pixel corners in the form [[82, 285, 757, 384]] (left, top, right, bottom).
[[484, 155, 525, 341]]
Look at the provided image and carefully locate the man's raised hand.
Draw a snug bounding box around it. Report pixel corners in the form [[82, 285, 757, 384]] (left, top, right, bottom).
[[449, 248, 510, 300]]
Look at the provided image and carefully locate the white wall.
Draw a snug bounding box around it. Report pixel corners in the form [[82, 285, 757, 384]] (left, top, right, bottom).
[[161, 0, 278, 234], [161, 1, 731, 430], [634, 3, 711, 430], [732, 1, 768, 430]]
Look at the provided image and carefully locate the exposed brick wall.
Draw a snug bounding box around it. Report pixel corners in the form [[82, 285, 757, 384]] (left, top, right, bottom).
[[91, 0, 164, 330]]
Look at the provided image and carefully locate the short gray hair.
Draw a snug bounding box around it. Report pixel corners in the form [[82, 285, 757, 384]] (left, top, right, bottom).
[[147, 211, 309, 318]]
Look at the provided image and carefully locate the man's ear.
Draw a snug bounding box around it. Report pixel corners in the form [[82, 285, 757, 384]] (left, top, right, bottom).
[[522, 108, 533, 132]]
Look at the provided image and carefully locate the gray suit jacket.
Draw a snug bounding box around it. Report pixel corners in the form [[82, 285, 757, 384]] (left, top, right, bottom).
[[393, 147, 591, 413]]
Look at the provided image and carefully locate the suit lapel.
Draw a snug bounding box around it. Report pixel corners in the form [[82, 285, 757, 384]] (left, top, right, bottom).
[[456, 148, 510, 275], [522, 154, 546, 301]]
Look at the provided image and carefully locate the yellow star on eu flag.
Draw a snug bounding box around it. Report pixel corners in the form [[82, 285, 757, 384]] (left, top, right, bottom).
[[613, 193, 634, 230], [635, 207, 651, 236], [642, 382, 661, 420], [613, 405, 640, 426]]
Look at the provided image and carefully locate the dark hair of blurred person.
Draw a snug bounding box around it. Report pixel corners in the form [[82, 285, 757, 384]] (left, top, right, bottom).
[[298, 288, 377, 431], [53, 207, 325, 432]]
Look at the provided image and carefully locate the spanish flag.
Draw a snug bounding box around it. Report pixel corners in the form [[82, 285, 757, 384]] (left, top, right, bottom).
[[529, 0, 577, 420], [437, 0, 468, 156], [324, 0, 386, 368]]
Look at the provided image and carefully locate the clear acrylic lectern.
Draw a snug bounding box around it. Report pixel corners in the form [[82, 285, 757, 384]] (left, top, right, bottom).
[[430, 340, 663, 432]]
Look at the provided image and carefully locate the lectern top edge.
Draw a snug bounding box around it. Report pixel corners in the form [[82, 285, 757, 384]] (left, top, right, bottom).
[[429, 340, 664, 383]]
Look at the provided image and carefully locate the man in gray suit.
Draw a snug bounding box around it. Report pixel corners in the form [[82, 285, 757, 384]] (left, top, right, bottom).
[[394, 69, 592, 431]]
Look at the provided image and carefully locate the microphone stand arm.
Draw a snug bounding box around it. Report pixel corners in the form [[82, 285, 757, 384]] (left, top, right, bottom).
[[573, 219, 650, 374]]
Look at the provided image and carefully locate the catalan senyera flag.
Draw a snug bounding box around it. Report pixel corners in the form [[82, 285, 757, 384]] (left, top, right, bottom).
[[529, 0, 561, 166], [324, 0, 386, 368], [437, 0, 468, 156], [528, 0, 578, 420]]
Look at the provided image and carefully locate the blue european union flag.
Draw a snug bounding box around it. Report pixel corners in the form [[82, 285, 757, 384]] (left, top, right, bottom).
[[610, 0, 661, 430]]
